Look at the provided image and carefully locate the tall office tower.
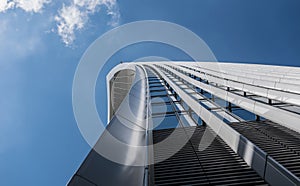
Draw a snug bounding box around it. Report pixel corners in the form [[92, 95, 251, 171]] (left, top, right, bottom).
[[69, 62, 300, 186]]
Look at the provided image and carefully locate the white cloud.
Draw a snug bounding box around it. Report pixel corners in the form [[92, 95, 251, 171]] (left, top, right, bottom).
[[55, 0, 120, 46], [74, 0, 99, 12], [107, 3, 120, 27], [100, 0, 120, 26], [15, 0, 51, 13], [0, 0, 50, 13], [0, 0, 120, 47], [0, 0, 14, 12], [55, 4, 86, 46]]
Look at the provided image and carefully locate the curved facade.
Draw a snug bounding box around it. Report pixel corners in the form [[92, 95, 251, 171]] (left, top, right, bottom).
[[69, 62, 300, 186]]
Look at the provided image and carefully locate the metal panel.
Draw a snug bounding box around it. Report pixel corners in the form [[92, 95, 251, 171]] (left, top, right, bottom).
[[265, 157, 300, 186], [179, 63, 300, 106], [106, 63, 136, 122], [149, 65, 269, 179], [71, 61, 300, 186], [230, 120, 300, 185], [161, 64, 300, 134], [68, 66, 148, 186], [153, 126, 267, 186]]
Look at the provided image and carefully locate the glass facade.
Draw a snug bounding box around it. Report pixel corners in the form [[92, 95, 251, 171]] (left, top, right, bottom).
[[146, 67, 198, 130]]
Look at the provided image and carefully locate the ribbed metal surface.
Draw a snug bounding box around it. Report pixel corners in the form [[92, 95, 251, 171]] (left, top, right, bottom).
[[153, 126, 267, 186], [230, 120, 300, 178], [157, 63, 300, 134], [109, 69, 135, 119]]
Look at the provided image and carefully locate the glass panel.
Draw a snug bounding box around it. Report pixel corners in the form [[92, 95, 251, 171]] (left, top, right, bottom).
[[183, 88, 195, 94], [149, 82, 164, 87], [151, 95, 170, 103], [166, 90, 173, 95], [169, 95, 177, 102], [149, 86, 166, 91], [179, 114, 196, 127], [191, 93, 205, 100], [182, 101, 189, 111], [178, 84, 189, 89], [174, 103, 185, 111], [152, 114, 180, 130], [213, 110, 239, 123], [148, 79, 162, 83], [202, 91, 212, 99], [151, 103, 174, 114], [213, 96, 227, 107], [150, 90, 167, 97], [195, 87, 201, 92], [232, 108, 255, 121], [200, 101, 218, 110], [191, 112, 202, 125]]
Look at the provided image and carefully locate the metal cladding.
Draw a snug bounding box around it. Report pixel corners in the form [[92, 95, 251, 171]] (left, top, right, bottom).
[[69, 65, 149, 186], [69, 62, 300, 186]]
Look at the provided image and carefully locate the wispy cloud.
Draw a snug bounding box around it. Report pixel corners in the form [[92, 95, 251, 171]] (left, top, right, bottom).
[[0, 0, 120, 47], [0, 0, 50, 13], [106, 1, 120, 27], [15, 0, 51, 13], [54, 4, 87, 46], [55, 0, 120, 46], [0, 0, 14, 12]]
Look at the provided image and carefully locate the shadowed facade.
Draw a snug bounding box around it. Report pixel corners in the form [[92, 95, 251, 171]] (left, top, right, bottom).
[[69, 62, 300, 186]]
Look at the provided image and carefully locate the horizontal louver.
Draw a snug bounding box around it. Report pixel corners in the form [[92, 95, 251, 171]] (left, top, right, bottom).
[[153, 126, 267, 186]]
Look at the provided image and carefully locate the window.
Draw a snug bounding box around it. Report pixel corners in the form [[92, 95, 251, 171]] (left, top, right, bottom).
[[152, 114, 180, 130], [213, 96, 227, 108], [149, 86, 166, 92], [191, 112, 202, 125], [174, 103, 185, 112], [232, 108, 255, 121], [151, 103, 174, 115], [212, 110, 239, 123], [150, 90, 167, 97], [181, 101, 189, 111], [178, 114, 196, 127], [151, 95, 170, 103]]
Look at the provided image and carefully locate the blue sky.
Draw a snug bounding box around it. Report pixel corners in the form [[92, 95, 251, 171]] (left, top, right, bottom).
[[1, 0, 300, 185]]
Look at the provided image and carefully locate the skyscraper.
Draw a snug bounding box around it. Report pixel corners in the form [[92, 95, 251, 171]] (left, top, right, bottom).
[[69, 62, 300, 186]]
